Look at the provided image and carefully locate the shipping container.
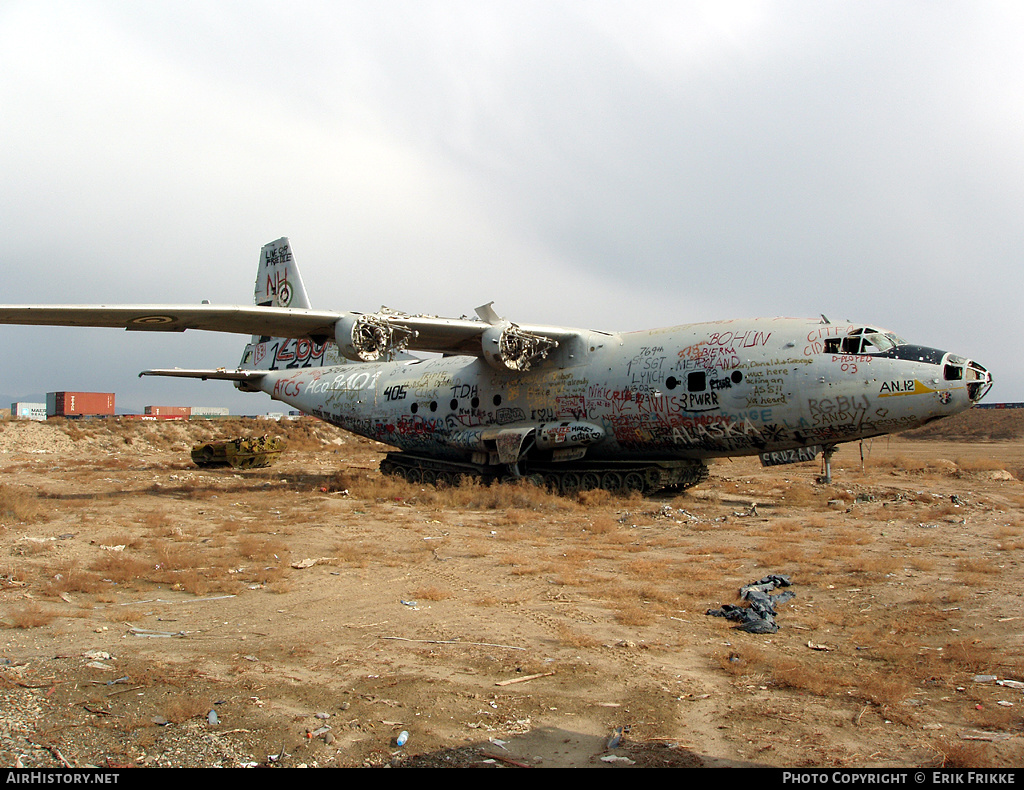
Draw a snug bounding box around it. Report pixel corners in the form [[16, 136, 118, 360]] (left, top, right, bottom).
[[11, 402, 47, 421], [190, 406, 230, 417], [46, 391, 115, 417], [145, 406, 192, 417]]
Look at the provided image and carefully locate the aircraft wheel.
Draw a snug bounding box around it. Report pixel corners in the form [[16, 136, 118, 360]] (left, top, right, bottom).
[[380, 459, 398, 477], [405, 467, 423, 484], [580, 471, 601, 491], [643, 467, 662, 489], [623, 471, 645, 494], [435, 470, 454, 487], [542, 473, 561, 493], [422, 468, 438, 485]]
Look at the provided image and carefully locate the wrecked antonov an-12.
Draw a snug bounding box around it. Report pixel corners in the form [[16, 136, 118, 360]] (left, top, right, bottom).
[[0, 238, 992, 494]]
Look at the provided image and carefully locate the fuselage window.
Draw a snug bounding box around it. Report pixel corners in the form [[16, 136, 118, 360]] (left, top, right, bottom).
[[841, 335, 864, 354], [834, 328, 903, 356]]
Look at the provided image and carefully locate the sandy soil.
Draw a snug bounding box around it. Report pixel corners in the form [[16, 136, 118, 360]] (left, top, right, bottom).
[[2, 413, 1024, 769]]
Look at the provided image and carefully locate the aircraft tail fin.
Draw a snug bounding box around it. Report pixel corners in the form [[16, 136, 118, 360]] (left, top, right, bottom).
[[238, 238, 344, 371], [254, 237, 311, 309]]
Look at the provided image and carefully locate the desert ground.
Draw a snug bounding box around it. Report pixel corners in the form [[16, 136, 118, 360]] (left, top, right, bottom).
[[2, 409, 1024, 769]]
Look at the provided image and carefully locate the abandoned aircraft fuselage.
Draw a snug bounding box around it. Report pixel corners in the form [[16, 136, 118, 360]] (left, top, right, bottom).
[[249, 316, 988, 478], [0, 238, 992, 493]]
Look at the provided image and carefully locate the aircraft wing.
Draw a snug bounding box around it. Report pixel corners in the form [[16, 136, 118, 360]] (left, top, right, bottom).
[[0, 304, 342, 339], [0, 302, 589, 371], [138, 367, 268, 394], [139, 368, 267, 382]]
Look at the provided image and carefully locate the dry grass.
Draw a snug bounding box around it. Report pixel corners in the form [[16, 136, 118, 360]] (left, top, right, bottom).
[[845, 555, 903, 576], [955, 457, 1010, 472], [237, 536, 289, 563], [105, 606, 146, 624], [0, 485, 45, 523], [556, 623, 602, 648], [89, 553, 154, 587], [779, 483, 827, 507], [613, 603, 655, 626], [956, 557, 1000, 576], [138, 509, 175, 532], [327, 470, 594, 514], [933, 741, 995, 769], [411, 585, 453, 601], [331, 541, 375, 567], [160, 694, 213, 725], [3, 602, 58, 629], [586, 514, 622, 534], [42, 561, 103, 595]]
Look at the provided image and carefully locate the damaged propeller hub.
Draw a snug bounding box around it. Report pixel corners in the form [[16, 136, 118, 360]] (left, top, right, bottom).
[[481, 323, 558, 372], [335, 312, 414, 362]]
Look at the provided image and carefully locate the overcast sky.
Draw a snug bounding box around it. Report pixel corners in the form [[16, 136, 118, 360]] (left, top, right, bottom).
[[1, 0, 1021, 414]]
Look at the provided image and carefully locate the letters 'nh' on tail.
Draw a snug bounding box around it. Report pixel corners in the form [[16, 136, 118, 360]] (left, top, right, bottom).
[[238, 238, 344, 371]]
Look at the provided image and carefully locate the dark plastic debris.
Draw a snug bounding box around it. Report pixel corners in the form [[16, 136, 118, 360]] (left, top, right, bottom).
[[706, 574, 794, 633]]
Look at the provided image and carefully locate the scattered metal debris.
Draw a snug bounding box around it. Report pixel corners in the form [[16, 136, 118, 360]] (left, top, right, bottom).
[[958, 730, 1013, 742], [706, 574, 795, 634], [129, 627, 187, 638], [495, 672, 554, 687]]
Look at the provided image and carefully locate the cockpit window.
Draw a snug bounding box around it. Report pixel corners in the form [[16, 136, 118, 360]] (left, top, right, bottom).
[[828, 327, 905, 355]]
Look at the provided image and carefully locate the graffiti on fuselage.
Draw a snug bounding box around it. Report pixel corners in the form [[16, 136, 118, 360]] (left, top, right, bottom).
[[295, 368, 381, 403], [265, 319, 957, 460], [803, 324, 847, 357], [252, 338, 344, 370], [269, 366, 385, 425], [740, 358, 809, 408]]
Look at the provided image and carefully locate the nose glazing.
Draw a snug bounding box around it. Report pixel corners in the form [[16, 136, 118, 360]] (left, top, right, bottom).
[[965, 360, 992, 403]]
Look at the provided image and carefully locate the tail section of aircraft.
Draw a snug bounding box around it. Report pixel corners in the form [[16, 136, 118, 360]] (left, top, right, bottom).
[[238, 238, 345, 371], [254, 237, 312, 310]]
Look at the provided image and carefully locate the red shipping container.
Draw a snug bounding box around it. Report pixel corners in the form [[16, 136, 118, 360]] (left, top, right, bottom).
[[145, 406, 192, 417], [47, 391, 115, 417]]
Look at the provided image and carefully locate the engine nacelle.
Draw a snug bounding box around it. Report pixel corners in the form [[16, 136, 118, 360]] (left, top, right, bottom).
[[335, 313, 411, 362], [481, 323, 558, 372]]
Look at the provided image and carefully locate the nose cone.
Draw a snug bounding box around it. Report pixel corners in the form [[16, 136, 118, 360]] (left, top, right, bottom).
[[966, 360, 992, 403]]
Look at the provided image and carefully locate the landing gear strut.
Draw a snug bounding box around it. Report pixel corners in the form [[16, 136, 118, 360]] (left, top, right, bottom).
[[818, 444, 837, 484]]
